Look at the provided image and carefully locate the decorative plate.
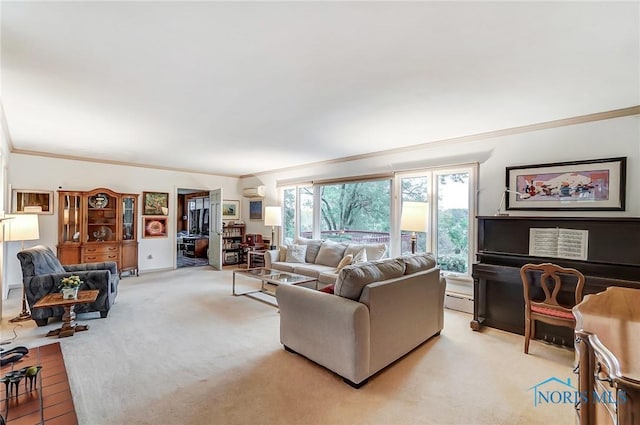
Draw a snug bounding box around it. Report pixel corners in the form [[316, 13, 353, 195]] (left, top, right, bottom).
[[92, 226, 113, 241], [89, 193, 109, 209]]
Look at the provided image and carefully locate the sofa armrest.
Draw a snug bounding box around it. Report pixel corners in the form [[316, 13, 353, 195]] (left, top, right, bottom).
[[263, 250, 280, 268], [276, 284, 371, 384], [359, 267, 445, 374], [24, 270, 112, 309], [64, 261, 118, 276]]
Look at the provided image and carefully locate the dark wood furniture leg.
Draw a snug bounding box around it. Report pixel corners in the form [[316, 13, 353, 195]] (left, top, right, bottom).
[[46, 304, 89, 338]]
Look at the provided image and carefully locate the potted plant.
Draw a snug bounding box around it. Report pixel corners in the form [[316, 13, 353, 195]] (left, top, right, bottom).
[[60, 275, 82, 300]]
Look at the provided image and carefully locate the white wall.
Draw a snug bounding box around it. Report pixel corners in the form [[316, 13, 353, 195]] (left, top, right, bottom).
[[5, 154, 242, 296], [241, 114, 640, 236]]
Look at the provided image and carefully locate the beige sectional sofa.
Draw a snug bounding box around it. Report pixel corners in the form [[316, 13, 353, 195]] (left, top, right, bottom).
[[276, 252, 445, 388], [263, 237, 388, 286]]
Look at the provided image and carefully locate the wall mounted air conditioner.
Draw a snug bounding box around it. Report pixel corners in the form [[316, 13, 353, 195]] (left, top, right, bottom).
[[242, 186, 265, 198]]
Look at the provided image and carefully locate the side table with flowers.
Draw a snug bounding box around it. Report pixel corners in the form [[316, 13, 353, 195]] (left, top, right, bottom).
[[60, 275, 82, 300]]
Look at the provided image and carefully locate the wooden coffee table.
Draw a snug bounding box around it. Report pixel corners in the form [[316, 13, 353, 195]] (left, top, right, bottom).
[[32, 289, 99, 338]]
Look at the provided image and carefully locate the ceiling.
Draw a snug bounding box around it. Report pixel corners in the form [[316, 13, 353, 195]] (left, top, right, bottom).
[[2, 1, 638, 176]]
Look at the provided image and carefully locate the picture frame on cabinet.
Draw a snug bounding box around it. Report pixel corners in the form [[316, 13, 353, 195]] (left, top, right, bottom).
[[506, 157, 626, 211], [222, 200, 240, 220], [143, 216, 168, 238], [11, 189, 54, 214], [249, 200, 263, 220], [142, 192, 169, 215]]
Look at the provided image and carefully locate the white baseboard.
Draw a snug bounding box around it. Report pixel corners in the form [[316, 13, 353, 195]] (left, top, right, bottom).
[[444, 292, 473, 314]]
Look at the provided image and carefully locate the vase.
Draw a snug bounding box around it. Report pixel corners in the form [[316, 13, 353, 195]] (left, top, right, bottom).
[[61, 287, 78, 300]]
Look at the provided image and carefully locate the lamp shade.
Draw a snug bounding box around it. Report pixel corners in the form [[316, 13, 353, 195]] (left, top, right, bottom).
[[400, 202, 428, 233], [5, 214, 40, 242], [264, 206, 282, 227]]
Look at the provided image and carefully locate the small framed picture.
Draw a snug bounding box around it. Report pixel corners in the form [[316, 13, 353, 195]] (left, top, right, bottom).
[[11, 189, 54, 214], [143, 216, 168, 238], [143, 192, 169, 215], [249, 200, 263, 220], [222, 200, 240, 220]]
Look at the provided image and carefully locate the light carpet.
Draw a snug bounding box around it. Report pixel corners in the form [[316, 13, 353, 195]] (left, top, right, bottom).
[[1, 267, 576, 425]]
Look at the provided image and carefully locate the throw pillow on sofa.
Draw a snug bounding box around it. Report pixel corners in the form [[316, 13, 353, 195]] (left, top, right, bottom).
[[344, 243, 386, 262], [335, 254, 354, 272], [402, 252, 437, 274], [334, 258, 406, 300], [315, 240, 347, 267], [294, 237, 324, 263], [279, 246, 288, 262], [285, 244, 307, 263], [343, 246, 368, 264]]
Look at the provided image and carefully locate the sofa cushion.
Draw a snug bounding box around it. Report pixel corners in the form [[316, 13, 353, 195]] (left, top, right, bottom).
[[285, 244, 307, 263], [345, 243, 387, 261], [18, 245, 66, 276], [402, 252, 437, 274], [336, 254, 353, 272], [295, 237, 324, 263], [314, 240, 347, 267], [318, 270, 339, 285], [291, 263, 334, 279], [334, 258, 406, 300], [271, 262, 296, 273], [344, 245, 368, 263]]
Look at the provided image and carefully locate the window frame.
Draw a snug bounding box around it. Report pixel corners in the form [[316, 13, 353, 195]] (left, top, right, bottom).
[[278, 163, 477, 275]]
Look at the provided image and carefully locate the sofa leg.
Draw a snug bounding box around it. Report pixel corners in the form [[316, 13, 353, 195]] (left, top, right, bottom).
[[100, 311, 109, 318], [34, 318, 48, 327], [343, 377, 368, 389]]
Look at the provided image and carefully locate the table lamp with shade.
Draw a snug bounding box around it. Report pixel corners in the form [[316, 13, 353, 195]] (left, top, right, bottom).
[[264, 206, 282, 250], [400, 201, 428, 254], [5, 211, 41, 322]]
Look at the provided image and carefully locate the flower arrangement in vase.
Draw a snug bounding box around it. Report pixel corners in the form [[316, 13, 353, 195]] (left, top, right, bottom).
[[60, 275, 82, 300]]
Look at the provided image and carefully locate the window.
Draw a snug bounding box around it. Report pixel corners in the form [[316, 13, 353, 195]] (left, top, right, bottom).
[[282, 185, 313, 244], [318, 179, 391, 245], [279, 164, 476, 274], [187, 196, 210, 235], [400, 175, 430, 254], [435, 170, 470, 274]]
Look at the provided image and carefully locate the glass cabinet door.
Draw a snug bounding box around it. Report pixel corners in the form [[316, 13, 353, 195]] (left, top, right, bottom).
[[122, 195, 136, 240], [61, 194, 82, 243], [86, 191, 118, 242]]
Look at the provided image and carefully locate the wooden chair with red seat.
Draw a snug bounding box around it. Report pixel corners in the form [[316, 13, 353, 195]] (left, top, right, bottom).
[[520, 262, 586, 354]]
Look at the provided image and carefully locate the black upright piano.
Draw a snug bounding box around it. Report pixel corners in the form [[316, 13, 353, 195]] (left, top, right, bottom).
[[471, 216, 640, 347]]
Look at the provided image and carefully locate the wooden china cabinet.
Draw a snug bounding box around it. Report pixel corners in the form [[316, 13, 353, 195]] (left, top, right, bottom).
[[57, 188, 139, 276]]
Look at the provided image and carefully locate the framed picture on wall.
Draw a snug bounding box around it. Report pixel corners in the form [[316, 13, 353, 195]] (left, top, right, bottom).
[[506, 157, 626, 211], [143, 192, 169, 215], [249, 200, 263, 220], [143, 216, 168, 238], [11, 189, 54, 214], [222, 200, 240, 220]]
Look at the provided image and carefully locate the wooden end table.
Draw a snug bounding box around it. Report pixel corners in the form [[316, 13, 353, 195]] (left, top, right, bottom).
[[32, 289, 99, 338]]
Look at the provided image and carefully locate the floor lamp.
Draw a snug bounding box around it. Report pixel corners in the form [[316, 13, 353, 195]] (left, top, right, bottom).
[[400, 201, 428, 254], [264, 206, 282, 250], [6, 213, 40, 323]]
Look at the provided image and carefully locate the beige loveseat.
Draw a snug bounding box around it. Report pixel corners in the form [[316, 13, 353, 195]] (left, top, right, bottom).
[[276, 252, 445, 388], [263, 238, 387, 286]]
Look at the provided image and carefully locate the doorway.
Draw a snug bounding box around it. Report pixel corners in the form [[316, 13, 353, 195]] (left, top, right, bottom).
[[176, 188, 210, 268]]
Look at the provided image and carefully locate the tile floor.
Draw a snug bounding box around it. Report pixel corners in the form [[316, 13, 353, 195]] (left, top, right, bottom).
[[1, 342, 77, 425]]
